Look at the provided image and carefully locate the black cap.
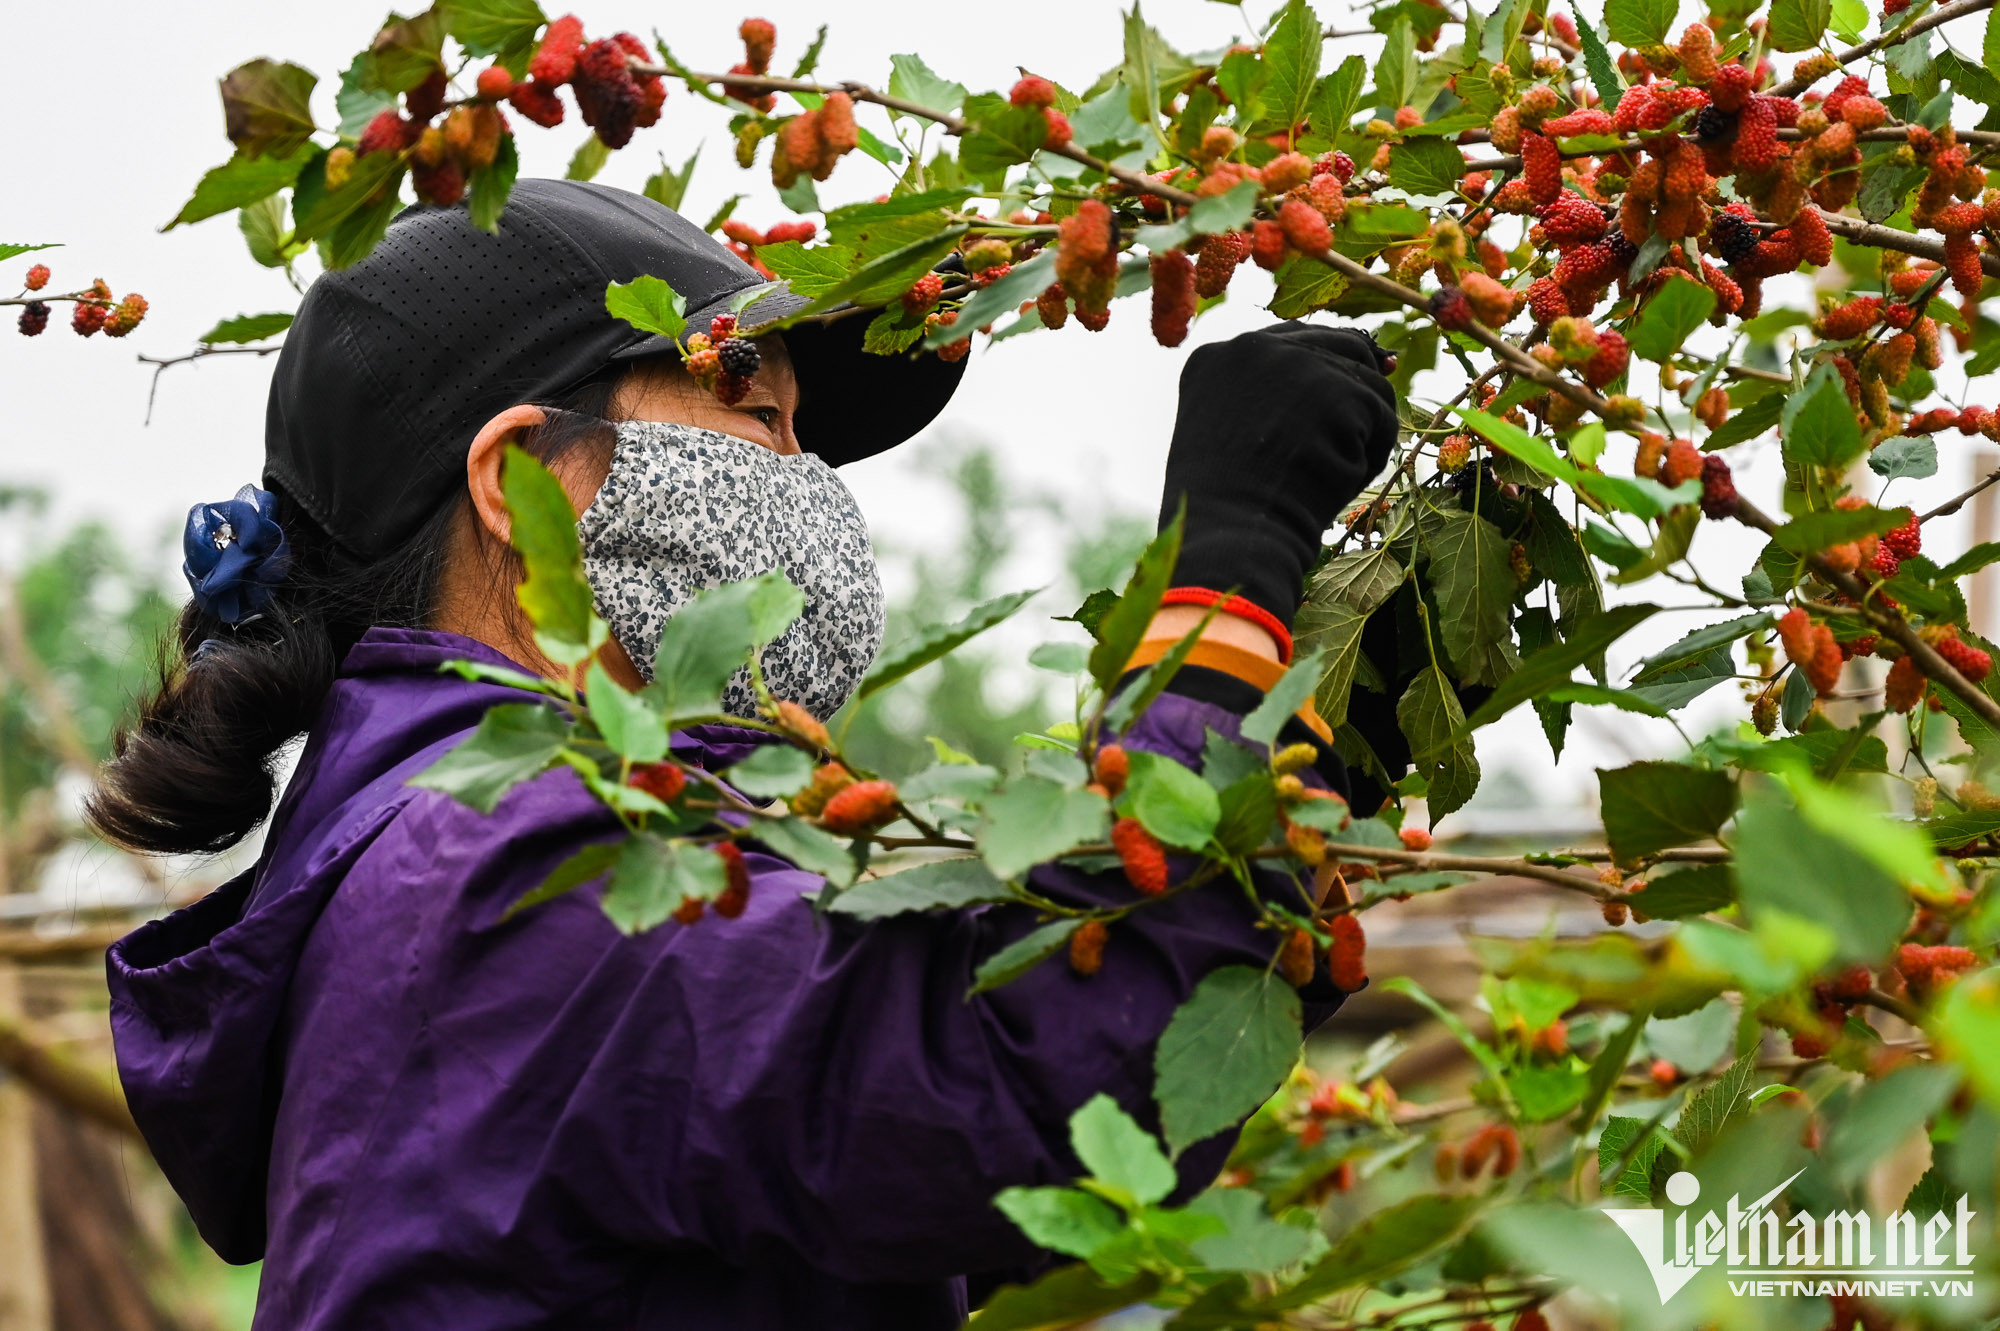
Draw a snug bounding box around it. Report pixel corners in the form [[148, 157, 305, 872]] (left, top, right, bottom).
[[264, 178, 966, 563]]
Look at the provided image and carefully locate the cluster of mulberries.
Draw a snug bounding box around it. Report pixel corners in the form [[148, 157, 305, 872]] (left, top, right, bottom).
[[1897, 944, 1981, 1001], [1149, 249, 1197, 347], [721, 18, 779, 110], [772, 91, 860, 189], [510, 19, 662, 147], [719, 217, 817, 278], [1055, 200, 1120, 328], [1777, 607, 1842, 697], [683, 313, 763, 406], [1006, 76, 1072, 151], [1923, 625, 1995, 683]]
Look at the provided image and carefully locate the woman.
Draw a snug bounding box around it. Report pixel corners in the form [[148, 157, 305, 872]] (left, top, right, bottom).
[[91, 179, 1399, 1328]]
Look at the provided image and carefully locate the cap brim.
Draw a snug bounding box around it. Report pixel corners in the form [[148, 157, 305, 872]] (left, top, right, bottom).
[[611, 283, 967, 469]]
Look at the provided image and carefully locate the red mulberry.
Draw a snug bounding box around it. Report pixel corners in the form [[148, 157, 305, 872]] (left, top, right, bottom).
[[509, 79, 566, 127], [23, 264, 48, 291], [1732, 98, 1781, 170], [1526, 276, 1569, 323], [1035, 282, 1070, 329], [1793, 207, 1833, 266], [1277, 198, 1332, 256], [711, 842, 752, 918], [1328, 914, 1367, 990], [1250, 219, 1288, 270], [530, 14, 585, 85], [1279, 928, 1317, 987], [1113, 817, 1170, 896], [1194, 230, 1250, 297], [819, 779, 900, 835], [1885, 656, 1927, 712], [902, 272, 944, 315], [1945, 234, 1986, 298], [1583, 329, 1629, 386], [1699, 454, 1737, 518], [1817, 295, 1882, 339], [1069, 919, 1109, 976], [629, 762, 687, 804], [71, 302, 106, 336], [1150, 249, 1196, 347], [1521, 132, 1562, 205], [1009, 75, 1058, 109], [1094, 744, 1129, 796], [17, 302, 48, 336]]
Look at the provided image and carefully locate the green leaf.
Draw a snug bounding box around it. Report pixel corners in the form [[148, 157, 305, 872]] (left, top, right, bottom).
[[605, 274, 687, 340], [754, 240, 855, 298], [1675, 1051, 1758, 1155], [1604, 0, 1677, 43], [409, 702, 570, 813], [1294, 547, 1403, 730], [961, 102, 1061, 177], [1870, 434, 1939, 481], [1461, 604, 1659, 732], [0, 242, 59, 263], [1829, 0, 1868, 40], [970, 918, 1083, 994], [1456, 407, 1698, 519], [1307, 55, 1368, 142], [1628, 863, 1735, 918], [1627, 644, 1735, 710], [642, 146, 701, 212], [1767, 0, 1832, 50], [753, 816, 859, 887], [795, 223, 967, 314], [1399, 666, 1480, 817], [467, 131, 519, 234], [1770, 503, 1908, 554], [1938, 541, 2000, 580], [1374, 17, 1417, 115], [925, 250, 1057, 347], [888, 53, 967, 122], [1732, 785, 1911, 963], [360, 11, 446, 94], [1241, 648, 1330, 749], [198, 312, 294, 345], [219, 58, 319, 159], [1186, 1189, 1317, 1271], [316, 185, 402, 271], [1268, 1195, 1482, 1307], [1269, 254, 1351, 319], [503, 839, 620, 918], [1598, 1115, 1670, 1199], [165, 147, 313, 229], [825, 857, 1012, 920], [1598, 761, 1734, 865], [1260, 0, 1323, 139], [600, 833, 727, 934], [1121, 5, 1201, 128], [977, 777, 1111, 880], [1154, 966, 1303, 1154], [584, 660, 667, 763], [1705, 392, 1784, 449], [1938, 970, 2000, 1106], [291, 145, 402, 243], [1631, 611, 1772, 684], [1070, 1092, 1178, 1204], [1824, 1064, 1961, 1186], [1387, 136, 1469, 197], [239, 193, 291, 267], [723, 744, 813, 799], [1782, 362, 1866, 470], [857, 588, 1039, 700], [963, 1266, 1158, 1331], [566, 135, 611, 182], [436, 0, 547, 55], [501, 444, 598, 657], [1088, 515, 1183, 692], [647, 573, 803, 715], [993, 1187, 1126, 1260], [1122, 751, 1222, 850], [1571, 7, 1625, 109], [1542, 681, 1672, 719], [1574, 1007, 1649, 1131], [1421, 508, 1518, 687], [1629, 275, 1717, 362], [1103, 605, 1219, 732]]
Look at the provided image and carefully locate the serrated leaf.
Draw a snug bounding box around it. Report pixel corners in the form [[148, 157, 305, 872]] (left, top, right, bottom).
[[1400, 666, 1480, 817], [500, 444, 596, 654], [166, 147, 314, 230], [605, 273, 687, 340], [1628, 863, 1735, 918], [1088, 516, 1182, 692], [436, 0, 547, 56], [1295, 547, 1403, 730], [1070, 1093, 1178, 1204], [1268, 1194, 1482, 1307], [723, 743, 813, 799], [1388, 137, 1468, 197], [1675, 1051, 1758, 1155], [198, 312, 295, 345], [977, 777, 1111, 880], [1260, 0, 1323, 139], [642, 146, 701, 212], [504, 839, 620, 918], [857, 587, 1040, 700], [566, 135, 611, 181], [1629, 275, 1717, 362], [1781, 362, 1865, 470], [1571, 7, 1625, 108], [993, 1187, 1126, 1260], [1767, 0, 1832, 50], [1598, 1115, 1670, 1199], [825, 857, 1012, 920], [1420, 508, 1516, 686], [970, 918, 1083, 994], [1307, 55, 1368, 141], [1869, 434, 1938, 480], [219, 58, 319, 159], [600, 832, 727, 934], [926, 250, 1057, 347], [1631, 611, 1772, 683], [1154, 966, 1303, 1154], [409, 702, 570, 813], [238, 193, 291, 267], [1122, 750, 1222, 850], [1461, 604, 1660, 731], [467, 131, 518, 234], [1599, 761, 1734, 865], [888, 53, 967, 122]]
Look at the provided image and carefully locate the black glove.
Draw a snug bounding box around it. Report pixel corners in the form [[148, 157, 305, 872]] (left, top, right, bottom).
[[1159, 322, 1399, 627]]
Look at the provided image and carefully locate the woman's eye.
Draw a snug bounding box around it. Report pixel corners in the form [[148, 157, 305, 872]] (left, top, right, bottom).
[[747, 407, 781, 428]]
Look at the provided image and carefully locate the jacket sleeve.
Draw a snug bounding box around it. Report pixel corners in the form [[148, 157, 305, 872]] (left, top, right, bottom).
[[420, 689, 1347, 1284]]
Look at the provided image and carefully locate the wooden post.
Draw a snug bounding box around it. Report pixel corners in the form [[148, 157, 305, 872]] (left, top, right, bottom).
[[0, 962, 52, 1331]]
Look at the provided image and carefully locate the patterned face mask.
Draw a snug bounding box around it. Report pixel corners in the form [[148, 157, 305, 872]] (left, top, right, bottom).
[[578, 420, 885, 720]]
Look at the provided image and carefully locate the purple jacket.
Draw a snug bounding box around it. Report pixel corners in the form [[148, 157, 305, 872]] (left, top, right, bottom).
[[109, 628, 1341, 1329]]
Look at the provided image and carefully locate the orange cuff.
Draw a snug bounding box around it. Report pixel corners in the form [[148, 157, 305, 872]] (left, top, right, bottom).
[[1122, 635, 1333, 745]]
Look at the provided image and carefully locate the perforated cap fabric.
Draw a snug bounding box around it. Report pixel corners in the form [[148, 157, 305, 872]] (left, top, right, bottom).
[[264, 178, 966, 562]]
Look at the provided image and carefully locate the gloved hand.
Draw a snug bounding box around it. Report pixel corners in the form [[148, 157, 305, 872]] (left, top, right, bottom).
[[1158, 322, 1400, 629]]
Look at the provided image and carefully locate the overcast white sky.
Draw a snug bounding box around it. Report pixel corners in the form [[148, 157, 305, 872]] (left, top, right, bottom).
[[6, 0, 1998, 828]]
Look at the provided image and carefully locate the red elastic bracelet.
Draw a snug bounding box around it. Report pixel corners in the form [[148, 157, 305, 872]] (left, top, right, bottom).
[[1158, 587, 1294, 664]]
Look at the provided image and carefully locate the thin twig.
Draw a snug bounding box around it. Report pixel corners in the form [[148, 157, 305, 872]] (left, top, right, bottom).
[[1318, 841, 1611, 899], [1923, 466, 2000, 522], [1768, 0, 2000, 97], [136, 344, 281, 424]]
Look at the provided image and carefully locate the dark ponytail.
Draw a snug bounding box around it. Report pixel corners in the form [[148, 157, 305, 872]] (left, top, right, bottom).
[[88, 375, 630, 856]]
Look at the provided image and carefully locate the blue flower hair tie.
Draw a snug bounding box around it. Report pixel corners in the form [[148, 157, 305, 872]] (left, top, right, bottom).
[[183, 485, 291, 625]]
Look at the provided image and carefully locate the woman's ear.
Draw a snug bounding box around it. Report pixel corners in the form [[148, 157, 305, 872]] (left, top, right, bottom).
[[465, 405, 550, 545]]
